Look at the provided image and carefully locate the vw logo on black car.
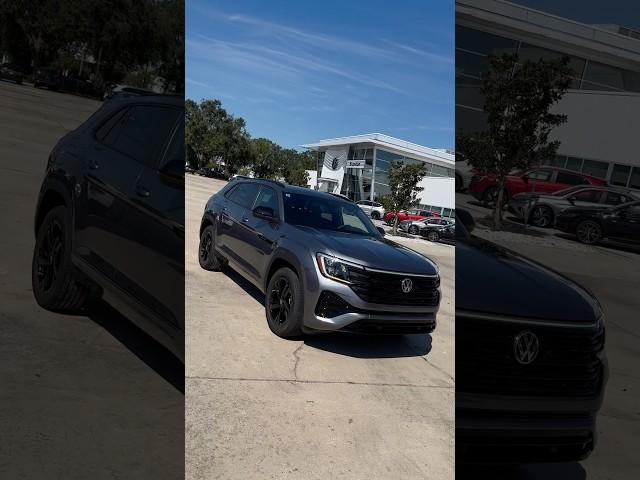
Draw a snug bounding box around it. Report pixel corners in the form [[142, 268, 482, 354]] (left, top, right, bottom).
[[331, 157, 339, 170], [401, 278, 413, 293], [513, 330, 539, 365]]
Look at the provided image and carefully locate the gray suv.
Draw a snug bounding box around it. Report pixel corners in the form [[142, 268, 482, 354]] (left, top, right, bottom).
[[199, 179, 440, 338]]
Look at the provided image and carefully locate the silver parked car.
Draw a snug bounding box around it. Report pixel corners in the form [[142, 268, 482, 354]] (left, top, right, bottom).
[[400, 218, 455, 235], [508, 185, 639, 228], [355, 200, 385, 219]]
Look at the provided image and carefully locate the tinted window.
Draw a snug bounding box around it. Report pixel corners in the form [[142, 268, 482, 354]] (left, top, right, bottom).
[[101, 105, 180, 168], [526, 170, 552, 181], [283, 192, 377, 236], [161, 120, 184, 169], [602, 192, 628, 205], [228, 183, 260, 208], [96, 108, 128, 142], [572, 189, 601, 202], [254, 186, 279, 214], [556, 172, 588, 185]]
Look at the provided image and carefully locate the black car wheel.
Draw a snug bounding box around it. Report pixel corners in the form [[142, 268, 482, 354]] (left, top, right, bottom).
[[530, 205, 554, 228], [409, 225, 419, 235], [576, 220, 603, 245], [32, 206, 89, 312], [199, 225, 224, 271], [387, 215, 396, 225], [371, 211, 381, 220], [482, 186, 497, 208], [266, 267, 303, 338], [427, 230, 440, 242]]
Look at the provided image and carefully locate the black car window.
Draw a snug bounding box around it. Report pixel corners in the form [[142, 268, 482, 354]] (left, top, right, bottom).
[[573, 189, 601, 202], [254, 186, 279, 214], [228, 183, 260, 209], [526, 169, 552, 181], [96, 108, 128, 142], [602, 192, 627, 205], [556, 172, 588, 185], [100, 105, 180, 168]]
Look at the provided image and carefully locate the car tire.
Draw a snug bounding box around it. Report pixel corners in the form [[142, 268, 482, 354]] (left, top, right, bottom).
[[409, 225, 419, 235], [31, 206, 90, 312], [576, 220, 603, 245], [427, 230, 440, 242], [530, 205, 554, 228], [387, 215, 396, 225], [482, 186, 497, 207], [371, 211, 380, 220], [265, 267, 303, 338], [198, 224, 224, 271]]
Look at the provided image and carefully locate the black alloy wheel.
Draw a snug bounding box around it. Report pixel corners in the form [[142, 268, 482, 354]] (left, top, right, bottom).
[[427, 230, 440, 242], [409, 225, 419, 235], [576, 220, 603, 245], [265, 267, 303, 338], [199, 225, 223, 271], [530, 205, 554, 228]]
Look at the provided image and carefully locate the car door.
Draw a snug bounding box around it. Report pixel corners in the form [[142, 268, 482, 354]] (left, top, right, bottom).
[[569, 188, 605, 209], [219, 182, 260, 269], [238, 185, 282, 283], [609, 203, 640, 241], [125, 112, 184, 333]]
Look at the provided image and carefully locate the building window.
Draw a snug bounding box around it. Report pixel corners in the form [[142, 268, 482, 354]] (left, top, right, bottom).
[[431, 164, 449, 177], [629, 167, 640, 190], [581, 159, 609, 179], [611, 164, 631, 187], [565, 156, 583, 172], [583, 61, 640, 93]]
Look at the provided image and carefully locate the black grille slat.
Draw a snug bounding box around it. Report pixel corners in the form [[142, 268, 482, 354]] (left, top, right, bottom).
[[457, 316, 605, 397], [349, 269, 439, 306]]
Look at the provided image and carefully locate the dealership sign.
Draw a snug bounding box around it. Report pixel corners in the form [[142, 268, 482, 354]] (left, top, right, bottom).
[[346, 159, 365, 169]]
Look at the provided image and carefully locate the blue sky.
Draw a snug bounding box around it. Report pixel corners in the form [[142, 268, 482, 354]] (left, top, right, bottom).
[[186, 0, 454, 150]]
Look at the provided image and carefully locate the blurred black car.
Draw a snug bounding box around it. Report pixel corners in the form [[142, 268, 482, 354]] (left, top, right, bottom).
[[32, 94, 185, 361], [455, 209, 607, 463], [33, 67, 63, 90], [0, 63, 25, 84], [556, 200, 640, 245], [419, 223, 455, 243]]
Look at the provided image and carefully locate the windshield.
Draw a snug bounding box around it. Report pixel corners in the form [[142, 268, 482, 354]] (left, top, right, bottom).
[[283, 192, 379, 236]]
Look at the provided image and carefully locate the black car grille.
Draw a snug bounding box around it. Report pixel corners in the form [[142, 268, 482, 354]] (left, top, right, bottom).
[[348, 269, 439, 306], [457, 314, 605, 397]]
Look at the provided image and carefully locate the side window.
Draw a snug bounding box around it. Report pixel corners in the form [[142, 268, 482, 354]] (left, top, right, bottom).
[[101, 105, 180, 168], [573, 189, 601, 202], [224, 185, 238, 199], [254, 186, 279, 214], [228, 183, 260, 208], [602, 192, 629, 205], [527, 169, 552, 181], [159, 120, 184, 174], [96, 108, 128, 142], [556, 172, 586, 185]]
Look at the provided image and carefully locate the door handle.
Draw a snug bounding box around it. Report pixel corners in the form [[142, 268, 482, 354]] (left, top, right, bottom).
[[241, 217, 249, 223], [136, 185, 150, 198]]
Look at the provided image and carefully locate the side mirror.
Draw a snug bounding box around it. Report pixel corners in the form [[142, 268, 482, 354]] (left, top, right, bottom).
[[456, 209, 475, 233], [376, 226, 386, 237], [253, 205, 278, 221]]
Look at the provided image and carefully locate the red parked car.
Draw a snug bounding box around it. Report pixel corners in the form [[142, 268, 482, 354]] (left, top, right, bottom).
[[469, 167, 607, 207], [383, 209, 441, 225]]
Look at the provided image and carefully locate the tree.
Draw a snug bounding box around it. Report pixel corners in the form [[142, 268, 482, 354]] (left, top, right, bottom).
[[457, 54, 572, 230], [378, 161, 427, 236], [280, 148, 314, 186], [251, 138, 281, 179]]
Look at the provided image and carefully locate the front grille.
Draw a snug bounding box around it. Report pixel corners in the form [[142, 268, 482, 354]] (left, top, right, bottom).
[[348, 269, 439, 306], [457, 314, 605, 397], [343, 320, 434, 334]]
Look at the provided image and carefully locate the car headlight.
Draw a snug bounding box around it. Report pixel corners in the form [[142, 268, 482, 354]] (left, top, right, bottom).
[[316, 253, 363, 284]]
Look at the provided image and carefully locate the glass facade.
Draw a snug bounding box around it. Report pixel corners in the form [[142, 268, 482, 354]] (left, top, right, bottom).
[[456, 24, 640, 191]]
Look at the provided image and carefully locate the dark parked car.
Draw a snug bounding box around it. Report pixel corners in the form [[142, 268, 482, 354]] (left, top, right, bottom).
[[508, 185, 638, 228], [556, 200, 640, 245], [32, 94, 185, 361], [455, 209, 607, 463], [0, 63, 25, 84], [199, 179, 441, 337], [33, 67, 63, 90], [419, 223, 455, 243]]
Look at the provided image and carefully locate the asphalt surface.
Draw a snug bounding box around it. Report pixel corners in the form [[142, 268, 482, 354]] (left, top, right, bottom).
[[0, 81, 184, 479], [185, 174, 455, 480], [457, 191, 640, 480]]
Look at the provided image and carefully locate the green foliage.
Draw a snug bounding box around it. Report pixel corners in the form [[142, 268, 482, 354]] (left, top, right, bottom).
[[456, 54, 572, 229], [380, 161, 427, 235]]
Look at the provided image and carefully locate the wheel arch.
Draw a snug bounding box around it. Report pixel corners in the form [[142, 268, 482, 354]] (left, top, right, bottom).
[[34, 179, 72, 237]]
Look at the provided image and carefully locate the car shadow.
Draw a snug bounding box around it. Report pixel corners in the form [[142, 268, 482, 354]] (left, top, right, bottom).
[[303, 332, 432, 359], [88, 301, 184, 393], [457, 462, 585, 480], [554, 233, 640, 255], [220, 267, 433, 359]]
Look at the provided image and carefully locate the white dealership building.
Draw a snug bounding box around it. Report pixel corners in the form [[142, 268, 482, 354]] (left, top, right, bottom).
[[457, 0, 640, 190], [302, 133, 456, 218]]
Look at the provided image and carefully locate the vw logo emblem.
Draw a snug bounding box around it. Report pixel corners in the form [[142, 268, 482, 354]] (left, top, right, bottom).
[[513, 331, 539, 365], [401, 278, 413, 293], [331, 157, 339, 170]]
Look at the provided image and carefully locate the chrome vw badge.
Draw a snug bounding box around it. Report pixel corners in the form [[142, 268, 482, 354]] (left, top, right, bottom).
[[513, 331, 539, 365], [401, 278, 413, 293], [331, 157, 339, 170]]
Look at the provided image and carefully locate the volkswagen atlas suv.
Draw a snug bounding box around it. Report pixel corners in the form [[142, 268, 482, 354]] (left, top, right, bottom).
[[199, 179, 441, 338], [32, 94, 185, 361], [455, 210, 607, 463]]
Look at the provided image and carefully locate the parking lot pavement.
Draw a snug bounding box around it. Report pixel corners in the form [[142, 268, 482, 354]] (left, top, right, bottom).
[[0, 83, 184, 480], [185, 174, 454, 480], [456, 190, 640, 479]]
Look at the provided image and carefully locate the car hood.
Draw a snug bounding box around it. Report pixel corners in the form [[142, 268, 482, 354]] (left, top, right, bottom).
[[291, 226, 438, 275], [456, 237, 600, 322]]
